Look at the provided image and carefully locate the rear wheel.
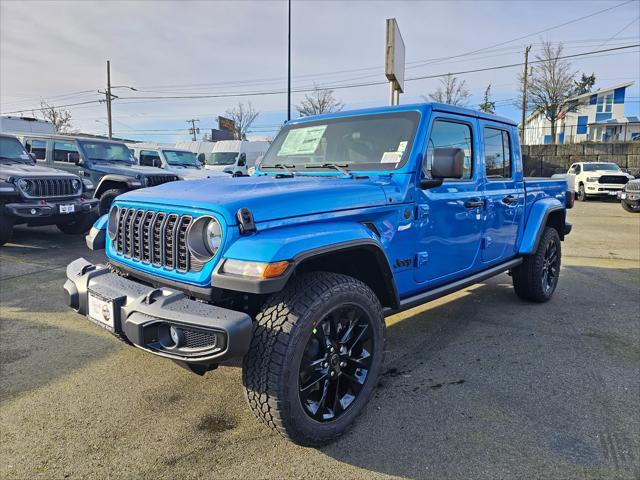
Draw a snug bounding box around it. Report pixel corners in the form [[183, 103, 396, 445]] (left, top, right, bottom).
[[621, 201, 640, 213], [98, 188, 125, 215], [242, 271, 385, 446], [512, 227, 561, 302], [0, 215, 13, 246], [56, 212, 97, 235]]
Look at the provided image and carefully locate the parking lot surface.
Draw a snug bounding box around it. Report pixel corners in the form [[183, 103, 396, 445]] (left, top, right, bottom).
[[1, 201, 639, 480]]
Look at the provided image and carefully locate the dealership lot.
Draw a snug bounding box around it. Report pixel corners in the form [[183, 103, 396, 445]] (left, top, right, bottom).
[[0, 202, 638, 480]]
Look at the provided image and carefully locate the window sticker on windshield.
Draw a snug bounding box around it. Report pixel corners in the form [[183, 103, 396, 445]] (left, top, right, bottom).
[[278, 125, 327, 156], [381, 151, 402, 164], [397, 141, 408, 153]]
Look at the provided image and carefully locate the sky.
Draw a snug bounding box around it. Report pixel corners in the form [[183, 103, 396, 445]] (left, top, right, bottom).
[[1, 0, 639, 144]]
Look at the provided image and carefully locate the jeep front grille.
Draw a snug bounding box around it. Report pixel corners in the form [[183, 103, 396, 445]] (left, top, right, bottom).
[[598, 175, 629, 185], [113, 208, 201, 272], [624, 181, 640, 192], [146, 175, 179, 187], [19, 177, 79, 198]]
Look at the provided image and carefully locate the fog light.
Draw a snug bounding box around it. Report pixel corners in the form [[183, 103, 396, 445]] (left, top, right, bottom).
[[169, 325, 184, 347], [30, 208, 37, 215]]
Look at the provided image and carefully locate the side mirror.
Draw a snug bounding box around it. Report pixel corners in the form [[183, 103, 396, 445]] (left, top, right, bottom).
[[198, 153, 205, 163], [420, 148, 464, 189], [68, 152, 82, 165], [29, 152, 37, 161], [237, 153, 247, 167]]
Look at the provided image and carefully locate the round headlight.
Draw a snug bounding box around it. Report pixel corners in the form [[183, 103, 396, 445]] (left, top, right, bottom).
[[187, 216, 222, 261], [107, 206, 119, 240], [18, 178, 31, 193], [72, 179, 81, 191]]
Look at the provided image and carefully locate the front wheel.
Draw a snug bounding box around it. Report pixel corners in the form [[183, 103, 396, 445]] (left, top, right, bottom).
[[621, 201, 640, 213], [57, 213, 97, 235], [512, 227, 561, 302], [576, 184, 588, 201], [242, 271, 385, 446], [98, 188, 126, 215]]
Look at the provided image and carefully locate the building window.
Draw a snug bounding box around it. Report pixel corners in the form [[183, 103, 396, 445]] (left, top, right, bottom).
[[596, 94, 613, 113]]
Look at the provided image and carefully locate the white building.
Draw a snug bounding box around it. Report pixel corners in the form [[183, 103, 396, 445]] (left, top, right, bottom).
[[523, 82, 639, 144]]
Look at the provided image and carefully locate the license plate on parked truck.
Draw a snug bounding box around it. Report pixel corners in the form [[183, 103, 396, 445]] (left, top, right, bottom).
[[59, 204, 75, 214], [87, 292, 115, 332]]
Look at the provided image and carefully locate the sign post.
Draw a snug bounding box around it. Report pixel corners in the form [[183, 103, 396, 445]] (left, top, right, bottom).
[[385, 18, 405, 106]]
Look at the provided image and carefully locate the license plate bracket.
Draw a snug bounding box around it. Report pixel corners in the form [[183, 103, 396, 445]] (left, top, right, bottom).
[[87, 291, 120, 333], [60, 204, 75, 214]]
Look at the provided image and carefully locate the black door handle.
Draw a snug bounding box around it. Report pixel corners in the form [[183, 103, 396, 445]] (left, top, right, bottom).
[[464, 199, 485, 208], [502, 195, 518, 205]]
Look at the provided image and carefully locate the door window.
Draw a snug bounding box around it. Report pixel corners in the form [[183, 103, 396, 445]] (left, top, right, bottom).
[[25, 139, 47, 160], [425, 120, 473, 179], [483, 127, 512, 179], [53, 141, 79, 162], [139, 150, 161, 167]]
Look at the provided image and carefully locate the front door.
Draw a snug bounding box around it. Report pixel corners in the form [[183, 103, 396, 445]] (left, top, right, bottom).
[[479, 124, 523, 263], [414, 115, 484, 285], [52, 140, 83, 176]]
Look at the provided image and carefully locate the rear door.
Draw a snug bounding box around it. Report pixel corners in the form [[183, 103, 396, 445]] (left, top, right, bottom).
[[479, 123, 523, 263], [414, 114, 484, 285]]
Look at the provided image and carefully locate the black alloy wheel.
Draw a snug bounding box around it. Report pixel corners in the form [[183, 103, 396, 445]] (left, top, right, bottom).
[[298, 304, 373, 422], [541, 239, 560, 295]]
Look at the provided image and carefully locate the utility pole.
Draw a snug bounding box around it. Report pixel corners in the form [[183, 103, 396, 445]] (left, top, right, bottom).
[[187, 119, 200, 141], [287, 0, 291, 121], [520, 45, 531, 145], [97, 61, 136, 140]]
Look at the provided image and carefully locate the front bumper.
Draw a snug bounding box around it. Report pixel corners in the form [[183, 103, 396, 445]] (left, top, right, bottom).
[[4, 197, 98, 219], [63, 258, 253, 365], [585, 184, 625, 196], [618, 190, 640, 204]]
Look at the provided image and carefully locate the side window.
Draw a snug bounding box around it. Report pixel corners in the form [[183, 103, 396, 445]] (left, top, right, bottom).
[[25, 139, 47, 160], [53, 141, 79, 162], [425, 120, 473, 180], [483, 127, 512, 179], [139, 150, 161, 167]]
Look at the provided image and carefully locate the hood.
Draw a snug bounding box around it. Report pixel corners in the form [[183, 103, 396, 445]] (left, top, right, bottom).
[[584, 170, 632, 177], [0, 161, 78, 180], [116, 174, 388, 224], [204, 164, 234, 172], [177, 168, 230, 180], [91, 162, 175, 177]]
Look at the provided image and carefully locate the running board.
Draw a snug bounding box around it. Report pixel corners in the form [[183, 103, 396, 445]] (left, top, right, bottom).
[[385, 258, 523, 316]]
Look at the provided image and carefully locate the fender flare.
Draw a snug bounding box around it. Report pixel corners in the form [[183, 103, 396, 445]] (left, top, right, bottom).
[[212, 222, 399, 307], [94, 175, 136, 198], [518, 198, 564, 255]]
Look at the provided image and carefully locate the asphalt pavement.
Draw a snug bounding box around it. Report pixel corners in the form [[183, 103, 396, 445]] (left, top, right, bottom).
[[1, 201, 638, 479]]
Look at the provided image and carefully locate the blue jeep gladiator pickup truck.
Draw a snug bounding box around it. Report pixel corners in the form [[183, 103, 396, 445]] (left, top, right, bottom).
[[64, 103, 572, 446]]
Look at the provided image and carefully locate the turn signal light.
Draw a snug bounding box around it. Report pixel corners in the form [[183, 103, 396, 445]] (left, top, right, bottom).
[[222, 259, 290, 279]]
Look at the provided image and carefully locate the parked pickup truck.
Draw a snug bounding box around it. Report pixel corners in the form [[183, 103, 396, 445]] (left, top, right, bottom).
[[15, 134, 181, 214], [1, 133, 98, 246], [127, 144, 221, 180], [567, 161, 633, 201], [64, 103, 573, 446]]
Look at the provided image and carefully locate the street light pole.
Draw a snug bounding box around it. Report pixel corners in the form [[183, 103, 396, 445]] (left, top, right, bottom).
[[287, 0, 291, 122]]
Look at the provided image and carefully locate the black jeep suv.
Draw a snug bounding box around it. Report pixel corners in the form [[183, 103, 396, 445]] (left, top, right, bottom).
[[0, 133, 99, 246]]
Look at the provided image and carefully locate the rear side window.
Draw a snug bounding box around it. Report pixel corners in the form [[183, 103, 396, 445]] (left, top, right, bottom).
[[483, 127, 512, 179], [139, 150, 161, 167], [425, 120, 473, 180], [53, 141, 79, 162]]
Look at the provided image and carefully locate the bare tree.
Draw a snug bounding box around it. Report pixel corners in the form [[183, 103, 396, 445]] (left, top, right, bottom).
[[224, 102, 259, 140], [526, 41, 577, 144], [39, 100, 75, 133], [296, 85, 344, 117], [424, 74, 471, 106], [478, 84, 496, 114]]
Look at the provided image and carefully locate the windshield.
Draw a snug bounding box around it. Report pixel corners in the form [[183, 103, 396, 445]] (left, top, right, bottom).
[[207, 152, 238, 166], [583, 163, 621, 172], [78, 140, 133, 163], [163, 149, 199, 167], [260, 111, 419, 171], [0, 136, 32, 163]]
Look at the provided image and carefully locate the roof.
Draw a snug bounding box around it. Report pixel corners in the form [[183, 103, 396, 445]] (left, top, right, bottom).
[[290, 102, 517, 127], [9, 132, 130, 144]]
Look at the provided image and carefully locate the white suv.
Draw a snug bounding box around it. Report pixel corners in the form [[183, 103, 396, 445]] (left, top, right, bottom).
[[567, 162, 634, 201]]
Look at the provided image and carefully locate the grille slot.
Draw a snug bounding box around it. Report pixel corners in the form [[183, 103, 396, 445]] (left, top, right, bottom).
[[625, 181, 640, 192], [146, 175, 178, 187], [113, 208, 204, 273], [183, 329, 218, 349]]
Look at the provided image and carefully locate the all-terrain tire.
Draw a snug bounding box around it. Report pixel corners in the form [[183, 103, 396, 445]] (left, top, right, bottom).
[[242, 271, 385, 446], [98, 188, 125, 215], [57, 212, 97, 235], [512, 226, 561, 302], [577, 183, 588, 201], [0, 215, 13, 246], [621, 200, 640, 213]]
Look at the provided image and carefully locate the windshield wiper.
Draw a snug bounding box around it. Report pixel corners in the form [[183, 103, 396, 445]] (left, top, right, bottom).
[[261, 163, 295, 177], [305, 163, 351, 177]]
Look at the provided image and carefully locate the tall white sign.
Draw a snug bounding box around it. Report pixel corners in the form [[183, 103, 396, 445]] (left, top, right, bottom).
[[385, 18, 405, 105]]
